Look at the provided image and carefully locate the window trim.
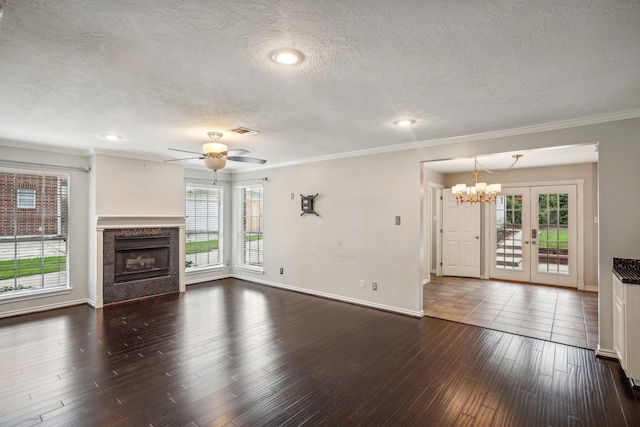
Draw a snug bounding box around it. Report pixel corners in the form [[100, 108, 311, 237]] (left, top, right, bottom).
[[0, 170, 70, 300], [237, 183, 264, 273], [184, 182, 224, 272]]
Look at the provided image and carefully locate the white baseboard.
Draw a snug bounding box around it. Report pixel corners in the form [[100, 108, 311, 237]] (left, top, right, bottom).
[[584, 285, 598, 293], [0, 277, 425, 319], [0, 299, 89, 319], [232, 274, 424, 318], [184, 274, 233, 286], [596, 345, 618, 360]]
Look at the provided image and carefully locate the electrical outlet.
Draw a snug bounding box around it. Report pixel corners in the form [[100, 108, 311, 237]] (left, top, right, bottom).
[[372, 282, 378, 291], [280, 268, 284, 274], [360, 280, 365, 289]]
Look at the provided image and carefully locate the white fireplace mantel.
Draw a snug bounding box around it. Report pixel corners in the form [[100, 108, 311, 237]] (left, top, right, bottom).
[[96, 215, 186, 229]]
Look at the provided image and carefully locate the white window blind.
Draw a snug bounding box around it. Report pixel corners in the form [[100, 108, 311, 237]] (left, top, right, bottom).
[[239, 184, 264, 270], [0, 172, 69, 296], [185, 184, 223, 270]]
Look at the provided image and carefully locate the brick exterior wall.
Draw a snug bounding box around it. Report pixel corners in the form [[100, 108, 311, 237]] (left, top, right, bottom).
[[0, 173, 65, 237]]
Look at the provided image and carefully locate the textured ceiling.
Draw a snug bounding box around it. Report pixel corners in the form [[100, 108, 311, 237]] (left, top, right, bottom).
[[0, 0, 638, 171]]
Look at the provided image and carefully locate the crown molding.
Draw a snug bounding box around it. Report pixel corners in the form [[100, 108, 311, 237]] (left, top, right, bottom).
[[0, 138, 91, 157], [255, 108, 640, 172]]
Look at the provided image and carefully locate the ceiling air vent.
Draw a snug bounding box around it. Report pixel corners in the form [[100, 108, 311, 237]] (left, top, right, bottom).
[[229, 126, 259, 135]]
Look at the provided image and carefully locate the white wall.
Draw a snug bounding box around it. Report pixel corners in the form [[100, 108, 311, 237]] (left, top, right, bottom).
[[233, 153, 423, 316], [0, 144, 91, 317], [94, 154, 184, 216], [597, 123, 640, 356]]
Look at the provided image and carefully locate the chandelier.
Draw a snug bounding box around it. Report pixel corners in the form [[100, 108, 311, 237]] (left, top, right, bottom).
[[452, 154, 522, 204]]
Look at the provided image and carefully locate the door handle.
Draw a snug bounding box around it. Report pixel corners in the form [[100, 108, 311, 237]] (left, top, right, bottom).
[[531, 240, 537, 245], [475, 236, 479, 239], [524, 241, 529, 244]]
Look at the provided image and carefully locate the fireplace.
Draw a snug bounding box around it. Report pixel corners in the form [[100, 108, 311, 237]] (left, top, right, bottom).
[[102, 227, 180, 304], [115, 235, 170, 283]]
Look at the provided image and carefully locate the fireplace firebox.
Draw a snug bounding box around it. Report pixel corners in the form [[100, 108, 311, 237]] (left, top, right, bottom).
[[114, 235, 170, 283]]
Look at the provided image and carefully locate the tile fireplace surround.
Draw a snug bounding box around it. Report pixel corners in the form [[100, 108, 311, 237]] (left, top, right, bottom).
[[95, 216, 186, 308], [102, 227, 179, 304]]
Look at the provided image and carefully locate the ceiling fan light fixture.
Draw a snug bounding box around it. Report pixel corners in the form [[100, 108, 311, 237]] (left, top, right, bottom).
[[202, 142, 227, 154], [166, 130, 265, 171], [270, 48, 304, 65], [204, 156, 227, 171]]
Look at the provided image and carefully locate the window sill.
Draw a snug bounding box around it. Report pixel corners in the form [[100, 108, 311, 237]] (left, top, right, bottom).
[[235, 265, 264, 275], [186, 265, 226, 274], [0, 286, 72, 305]]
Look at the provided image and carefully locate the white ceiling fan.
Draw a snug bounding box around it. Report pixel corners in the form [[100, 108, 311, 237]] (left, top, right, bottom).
[[165, 132, 267, 171]]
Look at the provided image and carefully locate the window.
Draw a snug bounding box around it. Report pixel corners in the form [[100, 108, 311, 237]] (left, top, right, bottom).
[[17, 188, 36, 209], [185, 184, 223, 270], [238, 184, 264, 271], [0, 172, 69, 297]]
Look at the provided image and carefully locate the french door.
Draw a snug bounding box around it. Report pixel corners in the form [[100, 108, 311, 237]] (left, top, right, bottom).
[[489, 185, 578, 287]]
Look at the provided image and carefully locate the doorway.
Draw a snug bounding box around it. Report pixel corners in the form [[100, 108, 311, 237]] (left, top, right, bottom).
[[489, 184, 578, 288]]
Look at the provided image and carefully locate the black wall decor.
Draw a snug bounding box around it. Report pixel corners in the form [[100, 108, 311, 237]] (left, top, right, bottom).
[[300, 193, 319, 216]]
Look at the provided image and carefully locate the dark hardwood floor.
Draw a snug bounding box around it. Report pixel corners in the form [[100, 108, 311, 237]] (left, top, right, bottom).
[[1, 278, 639, 426]]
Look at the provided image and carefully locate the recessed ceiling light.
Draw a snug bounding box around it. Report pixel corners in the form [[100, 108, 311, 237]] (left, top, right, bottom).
[[102, 134, 122, 141], [270, 48, 304, 65], [394, 119, 416, 127]]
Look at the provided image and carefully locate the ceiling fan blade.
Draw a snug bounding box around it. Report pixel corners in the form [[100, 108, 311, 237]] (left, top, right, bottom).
[[163, 156, 204, 162], [227, 156, 267, 164], [226, 148, 250, 156], [168, 147, 204, 156]]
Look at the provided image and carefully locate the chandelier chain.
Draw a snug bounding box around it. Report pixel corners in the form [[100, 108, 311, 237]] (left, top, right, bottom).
[[474, 154, 521, 175]]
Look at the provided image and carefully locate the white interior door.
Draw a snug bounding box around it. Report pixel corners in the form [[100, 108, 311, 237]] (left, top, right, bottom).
[[442, 191, 481, 278], [490, 185, 578, 287]]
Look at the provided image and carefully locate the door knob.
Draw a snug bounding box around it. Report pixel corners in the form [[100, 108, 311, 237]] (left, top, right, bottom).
[[475, 236, 480, 239], [531, 240, 537, 245], [524, 241, 529, 244]]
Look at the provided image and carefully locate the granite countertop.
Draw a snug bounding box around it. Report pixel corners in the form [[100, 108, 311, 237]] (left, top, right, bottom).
[[614, 258, 640, 285]]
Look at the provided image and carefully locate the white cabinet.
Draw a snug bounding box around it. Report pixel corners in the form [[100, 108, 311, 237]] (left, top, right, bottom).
[[613, 273, 640, 385]]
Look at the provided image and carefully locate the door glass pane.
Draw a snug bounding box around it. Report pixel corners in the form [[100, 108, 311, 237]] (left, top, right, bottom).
[[537, 192, 569, 275], [495, 194, 523, 271]]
